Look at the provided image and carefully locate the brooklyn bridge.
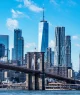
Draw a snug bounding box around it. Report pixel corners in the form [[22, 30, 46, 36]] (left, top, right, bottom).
[[0, 52, 80, 90]]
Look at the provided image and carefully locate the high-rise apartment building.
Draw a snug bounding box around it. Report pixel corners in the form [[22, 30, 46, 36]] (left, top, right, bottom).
[[17, 37, 24, 63], [0, 35, 9, 61], [38, 8, 49, 52], [65, 36, 72, 68], [13, 29, 24, 65], [54, 27, 65, 66], [0, 44, 5, 58]]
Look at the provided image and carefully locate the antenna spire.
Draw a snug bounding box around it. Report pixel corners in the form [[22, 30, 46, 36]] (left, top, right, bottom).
[[43, 4, 44, 21]]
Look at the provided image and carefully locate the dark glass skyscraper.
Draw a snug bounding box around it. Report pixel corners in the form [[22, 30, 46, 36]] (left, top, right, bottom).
[[0, 44, 5, 58], [65, 35, 72, 68], [38, 8, 49, 52], [13, 29, 24, 65], [0, 35, 9, 61]]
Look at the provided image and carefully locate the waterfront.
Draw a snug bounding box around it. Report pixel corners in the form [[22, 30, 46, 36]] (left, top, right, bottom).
[[0, 90, 80, 95]]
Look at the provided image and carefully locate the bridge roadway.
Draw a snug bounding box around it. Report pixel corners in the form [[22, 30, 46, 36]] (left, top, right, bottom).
[[0, 63, 80, 84]]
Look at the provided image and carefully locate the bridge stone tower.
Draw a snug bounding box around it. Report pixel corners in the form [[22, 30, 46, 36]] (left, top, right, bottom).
[[26, 52, 45, 90]]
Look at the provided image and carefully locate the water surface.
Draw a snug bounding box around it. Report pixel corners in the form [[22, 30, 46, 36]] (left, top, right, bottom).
[[0, 90, 80, 95]]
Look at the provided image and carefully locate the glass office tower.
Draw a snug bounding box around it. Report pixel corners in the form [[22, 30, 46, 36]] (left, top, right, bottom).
[[38, 8, 49, 52], [17, 37, 24, 64], [0, 35, 9, 61], [54, 27, 65, 66], [13, 29, 24, 65], [65, 35, 72, 68], [0, 44, 5, 58]]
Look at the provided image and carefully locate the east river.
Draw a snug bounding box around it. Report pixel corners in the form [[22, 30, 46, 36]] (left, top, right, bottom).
[[0, 90, 80, 95]]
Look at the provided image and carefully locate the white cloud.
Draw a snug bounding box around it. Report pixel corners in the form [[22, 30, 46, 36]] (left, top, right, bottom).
[[23, 0, 43, 13], [49, 40, 55, 50], [49, 22, 54, 27], [17, 4, 23, 8], [50, 0, 59, 6], [11, 9, 30, 19], [25, 42, 36, 48], [68, 0, 77, 6], [75, 44, 80, 47], [50, 0, 77, 7], [11, 9, 23, 18], [16, 0, 23, 2], [72, 35, 79, 40], [6, 18, 19, 31], [16, 0, 43, 13]]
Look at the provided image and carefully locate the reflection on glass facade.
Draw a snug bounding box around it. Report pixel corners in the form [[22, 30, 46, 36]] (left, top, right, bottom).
[[18, 37, 24, 64], [38, 20, 49, 52], [0, 44, 5, 58], [13, 29, 24, 65], [65, 36, 72, 68], [0, 35, 9, 61], [54, 27, 65, 66]]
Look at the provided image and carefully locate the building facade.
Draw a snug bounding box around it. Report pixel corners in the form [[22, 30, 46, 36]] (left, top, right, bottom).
[[46, 48, 54, 68], [0, 44, 5, 58], [13, 29, 24, 65], [0, 35, 9, 62], [51, 51, 54, 66], [47, 47, 51, 68], [47, 66, 68, 78], [54, 27, 65, 66], [38, 9, 49, 52], [12, 48, 15, 61], [65, 36, 72, 68]]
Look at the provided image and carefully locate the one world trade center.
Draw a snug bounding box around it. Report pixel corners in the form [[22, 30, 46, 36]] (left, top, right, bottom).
[[38, 7, 49, 52]]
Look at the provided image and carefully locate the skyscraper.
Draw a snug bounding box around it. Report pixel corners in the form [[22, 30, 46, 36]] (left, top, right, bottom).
[[51, 51, 54, 66], [54, 27, 65, 66], [13, 29, 24, 65], [65, 35, 72, 68], [0, 35, 9, 61], [46, 47, 54, 68], [38, 7, 49, 52], [76, 53, 80, 79], [47, 47, 51, 68], [0, 44, 5, 58]]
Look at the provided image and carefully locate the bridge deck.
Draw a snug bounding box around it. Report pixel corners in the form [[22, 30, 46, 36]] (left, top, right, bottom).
[[0, 63, 80, 84]]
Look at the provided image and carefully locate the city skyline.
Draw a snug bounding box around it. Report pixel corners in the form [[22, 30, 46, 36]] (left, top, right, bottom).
[[0, 0, 80, 71]]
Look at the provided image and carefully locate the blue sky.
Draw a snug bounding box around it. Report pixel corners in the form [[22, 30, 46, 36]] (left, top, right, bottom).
[[0, 0, 80, 71]]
